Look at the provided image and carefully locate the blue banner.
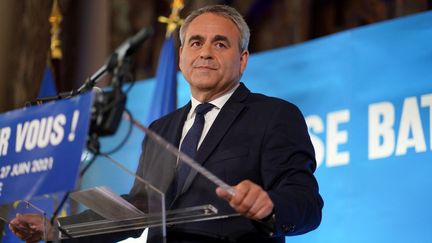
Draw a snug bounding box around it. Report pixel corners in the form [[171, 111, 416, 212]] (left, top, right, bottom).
[[0, 93, 92, 205]]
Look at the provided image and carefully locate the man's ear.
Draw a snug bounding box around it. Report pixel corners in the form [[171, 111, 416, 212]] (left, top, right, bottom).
[[239, 50, 249, 74]]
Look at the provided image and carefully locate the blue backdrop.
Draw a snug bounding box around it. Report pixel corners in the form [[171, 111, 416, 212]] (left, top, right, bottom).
[[83, 11, 432, 242]]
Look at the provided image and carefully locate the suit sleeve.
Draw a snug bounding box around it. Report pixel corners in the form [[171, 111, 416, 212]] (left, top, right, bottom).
[[259, 102, 323, 236]]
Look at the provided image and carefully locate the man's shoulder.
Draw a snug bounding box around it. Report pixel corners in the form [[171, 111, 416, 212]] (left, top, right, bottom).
[[247, 91, 300, 112], [148, 105, 187, 130]]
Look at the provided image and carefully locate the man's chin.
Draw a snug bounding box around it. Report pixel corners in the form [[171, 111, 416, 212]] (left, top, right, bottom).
[[194, 84, 217, 92], [189, 78, 218, 90]]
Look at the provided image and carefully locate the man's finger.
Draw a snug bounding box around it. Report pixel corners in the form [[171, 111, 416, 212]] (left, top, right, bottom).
[[247, 191, 268, 218], [237, 184, 263, 213], [230, 182, 250, 207], [216, 187, 233, 201], [252, 203, 274, 220], [25, 232, 42, 243], [18, 213, 43, 225]]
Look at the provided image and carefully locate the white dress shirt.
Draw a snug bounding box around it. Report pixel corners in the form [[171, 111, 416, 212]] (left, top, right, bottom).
[[179, 83, 240, 150]]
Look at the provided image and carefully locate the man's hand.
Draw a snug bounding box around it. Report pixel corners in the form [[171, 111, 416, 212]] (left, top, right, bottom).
[[216, 180, 274, 221], [8, 213, 51, 243]]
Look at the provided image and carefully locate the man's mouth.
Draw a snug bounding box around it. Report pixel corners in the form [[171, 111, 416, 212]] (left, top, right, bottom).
[[194, 66, 217, 70]]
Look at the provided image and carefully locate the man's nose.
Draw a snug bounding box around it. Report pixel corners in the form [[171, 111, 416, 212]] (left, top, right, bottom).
[[199, 43, 213, 59]]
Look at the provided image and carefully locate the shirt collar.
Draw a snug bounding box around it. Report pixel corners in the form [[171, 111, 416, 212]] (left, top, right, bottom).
[[190, 83, 240, 114]]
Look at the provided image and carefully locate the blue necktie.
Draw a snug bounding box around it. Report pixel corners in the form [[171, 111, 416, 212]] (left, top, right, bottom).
[[176, 103, 214, 195]]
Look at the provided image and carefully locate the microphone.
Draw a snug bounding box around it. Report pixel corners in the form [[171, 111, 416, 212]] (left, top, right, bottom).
[[76, 26, 154, 94], [114, 26, 154, 64]]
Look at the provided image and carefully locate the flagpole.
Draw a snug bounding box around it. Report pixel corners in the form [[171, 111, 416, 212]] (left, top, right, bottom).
[[158, 0, 185, 37], [48, 0, 63, 91]]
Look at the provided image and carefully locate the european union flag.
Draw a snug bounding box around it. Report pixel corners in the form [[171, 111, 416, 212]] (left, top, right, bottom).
[[146, 34, 177, 125], [38, 65, 58, 97]]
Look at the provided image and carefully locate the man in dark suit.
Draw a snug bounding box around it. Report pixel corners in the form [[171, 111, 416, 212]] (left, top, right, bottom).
[[9, 4, 322, 243], [135, 4, 323, 243]]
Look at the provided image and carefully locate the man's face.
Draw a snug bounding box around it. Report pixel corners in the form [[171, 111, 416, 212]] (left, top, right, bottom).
[[179, 13, 249, 101]]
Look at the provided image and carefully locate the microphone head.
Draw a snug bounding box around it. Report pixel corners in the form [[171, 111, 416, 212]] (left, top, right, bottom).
[[126, 27, 154, 56], [111, 26, 154, 67]]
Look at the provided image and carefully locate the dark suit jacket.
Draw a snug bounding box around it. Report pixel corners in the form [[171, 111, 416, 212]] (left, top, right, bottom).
[[129, 83, 323, 242]]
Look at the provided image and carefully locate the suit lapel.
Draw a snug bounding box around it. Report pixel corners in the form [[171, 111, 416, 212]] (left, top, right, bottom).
[[166, 103, 190, 146], [179, 83, 250, 195], [162, 103, 189, 207]]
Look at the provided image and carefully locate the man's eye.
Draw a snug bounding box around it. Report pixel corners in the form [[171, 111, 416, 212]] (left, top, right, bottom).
[[191, 41, 201, 47], [215, 42, 227, 49]]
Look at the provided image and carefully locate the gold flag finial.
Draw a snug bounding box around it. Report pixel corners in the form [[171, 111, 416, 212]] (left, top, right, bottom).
[[158, 0, 185, 37], [49, 0, 63, 59]]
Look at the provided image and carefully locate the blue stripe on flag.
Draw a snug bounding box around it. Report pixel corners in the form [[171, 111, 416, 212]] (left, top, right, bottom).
[[38, 65, 58, 97]]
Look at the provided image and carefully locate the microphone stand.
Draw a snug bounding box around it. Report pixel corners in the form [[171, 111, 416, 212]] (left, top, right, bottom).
[[26, 52, 118, 107], [45, 29, 148, 240], [26, 26, 153, 106]]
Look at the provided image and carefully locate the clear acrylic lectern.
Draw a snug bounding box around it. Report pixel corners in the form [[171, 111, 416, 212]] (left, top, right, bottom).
[[50, 115, 238, 242]]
